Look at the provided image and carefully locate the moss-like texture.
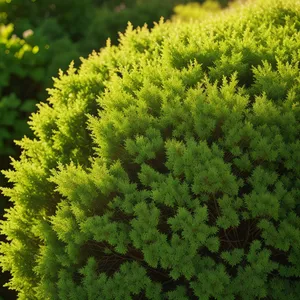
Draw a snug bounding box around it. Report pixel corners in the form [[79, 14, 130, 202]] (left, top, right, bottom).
[[1, 0, 299, 299]]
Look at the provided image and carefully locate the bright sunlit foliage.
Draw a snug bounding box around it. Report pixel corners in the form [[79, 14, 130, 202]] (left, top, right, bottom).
[[172, 0, 223, 22], [1, 0, 300, 299], [0, 0, 190, 180]]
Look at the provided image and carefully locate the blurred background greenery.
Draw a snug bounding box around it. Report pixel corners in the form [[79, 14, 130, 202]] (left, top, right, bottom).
[[0, 0, 235, 298]]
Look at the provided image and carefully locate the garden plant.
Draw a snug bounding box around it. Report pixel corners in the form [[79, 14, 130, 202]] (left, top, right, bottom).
[[1, 0, 300, 299], [0, 0, 224, 213], [0, 1, 231, 298], [1, 0, 213, 182], [172, 0, 223, 22]]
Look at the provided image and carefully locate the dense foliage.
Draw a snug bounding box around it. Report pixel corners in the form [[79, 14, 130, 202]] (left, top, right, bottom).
[[172, 0, 246, 22], [0, 1, 227, 298], [0, 18, 78, 226], [0, 24, 43, 217], [173, 0, 223, 21], [0, 0, 197, 231], [1, 0, 300, 299], [0, 0, 211, 209], [0, 0, 184, 160], [0, 0, 205, 183]]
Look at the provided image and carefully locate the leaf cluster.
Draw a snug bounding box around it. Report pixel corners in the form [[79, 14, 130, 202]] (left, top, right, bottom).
[[1, 0, 300, 299], [0, 0, 198, 178]]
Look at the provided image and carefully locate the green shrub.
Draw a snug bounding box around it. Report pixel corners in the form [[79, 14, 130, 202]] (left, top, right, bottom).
[[0, 0, 225, 169], [0, 1, 223, 297], [0, 0, 227, 161], [0, 22, 78, 190], [172, 0, 246, 22], [0, 24, 40, 205], [0, 0, 193, 174], [172, 0, 223, 22], [0, 0, 182, 217], [1, 0, 300, 299]]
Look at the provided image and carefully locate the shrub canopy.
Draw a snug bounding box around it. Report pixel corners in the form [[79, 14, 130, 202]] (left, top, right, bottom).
[[172, 0, 223, 22], [1, 0, 300, 299], [0, 0, 195, 182]]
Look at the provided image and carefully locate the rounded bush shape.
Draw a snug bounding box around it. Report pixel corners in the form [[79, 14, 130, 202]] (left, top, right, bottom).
[[1, 0, 300, 299], [0, 0, 190, 172]]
